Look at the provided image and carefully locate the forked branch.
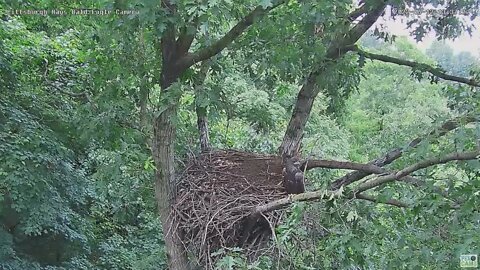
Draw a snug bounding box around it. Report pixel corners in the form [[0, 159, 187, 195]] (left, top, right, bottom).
[[253, 150, 479, 214], [177, 1, 286, 69], [354, 150, 480, 194], [330, 115, 478, 190]]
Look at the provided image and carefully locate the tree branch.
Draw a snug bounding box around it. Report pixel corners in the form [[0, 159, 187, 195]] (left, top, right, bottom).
[[160, 0, 178, 65], [56, 88, 89, 98], [347, 45, 480, 87], [177, 1, 285, 69], [354, 150, 480, 194], [254, 189, 340, 214], [302, 159, 385, 174], [253, 150, 478, 215], [330, 115, 478, 190], [42, 58, 91, 101], [279, 1, 387, 157], [302, 158, 423, 184], [176, 21, 198, 56], [347, 3, 369, 22], [326, 1, 387, 58], [354, 193, 408, 208], [251, 187, 407, 215], [194, 60, 212, 151]]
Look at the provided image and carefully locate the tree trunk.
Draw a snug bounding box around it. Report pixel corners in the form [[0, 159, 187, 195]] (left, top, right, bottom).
[[278, 79, 318, 194], [152, 62, 191, 268], [152, 105, 190, 270], [278, 4, 386, 197]]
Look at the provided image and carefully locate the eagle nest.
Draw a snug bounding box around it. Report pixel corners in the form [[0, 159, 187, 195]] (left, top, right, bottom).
[[171, 150, 287, 268]]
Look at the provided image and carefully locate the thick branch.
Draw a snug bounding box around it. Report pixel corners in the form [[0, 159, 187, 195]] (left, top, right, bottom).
[[302, 159, 385, 174], [176, 22, 198, 56], [177, 1, 285, 69], [348, 45, 480, 87], [254, 189, 339, 214], [303, 158, 423, 183], [160, 0, 177, 65], [252, 187, 406, 214], [330, 115, 478, 190], [325, 1, 387, 59], [355, 150, 480, 194]]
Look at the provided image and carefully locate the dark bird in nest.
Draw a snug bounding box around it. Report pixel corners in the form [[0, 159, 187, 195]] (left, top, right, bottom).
[[282, 156, 305, 194]]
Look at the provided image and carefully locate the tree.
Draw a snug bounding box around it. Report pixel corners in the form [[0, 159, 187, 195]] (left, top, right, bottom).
[[148, 1, 480, 268], [426, 40, 478, 77]]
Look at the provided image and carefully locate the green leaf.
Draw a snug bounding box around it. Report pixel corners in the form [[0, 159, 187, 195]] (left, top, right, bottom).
[[346, 210, 358, 222]]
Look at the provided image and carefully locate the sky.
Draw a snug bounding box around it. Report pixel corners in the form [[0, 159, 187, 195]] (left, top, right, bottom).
[[376, 8, 480, 57]]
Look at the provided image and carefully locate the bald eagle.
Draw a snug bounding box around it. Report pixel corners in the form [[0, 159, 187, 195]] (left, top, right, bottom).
[[282, 157, 305, 194]]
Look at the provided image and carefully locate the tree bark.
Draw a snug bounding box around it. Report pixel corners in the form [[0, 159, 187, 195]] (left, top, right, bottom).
[[153, 43, 190, 267], [153, 118, 189, 270], [152, 97, 190, 269], [279, 76, 318, 157]]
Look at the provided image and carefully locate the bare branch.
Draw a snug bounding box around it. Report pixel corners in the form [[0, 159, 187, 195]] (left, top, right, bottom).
[[177, 1, 285, 69], [195, 60, 212, 152], [302, 159, 385, 174], [42, 58, 90, 100], [302, 158, 423, 183], [347, 45, 480, 87], [56, 88, 89, 98], [330, 115, 478, 190], [251, 186, 407, 215], [355, 150, 480, 194], [253, 190, 340, 214], [354, 193, 408, 208]]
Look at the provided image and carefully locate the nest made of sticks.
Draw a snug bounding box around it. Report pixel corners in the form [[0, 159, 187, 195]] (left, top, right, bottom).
[[172, 150, 287, 267]]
